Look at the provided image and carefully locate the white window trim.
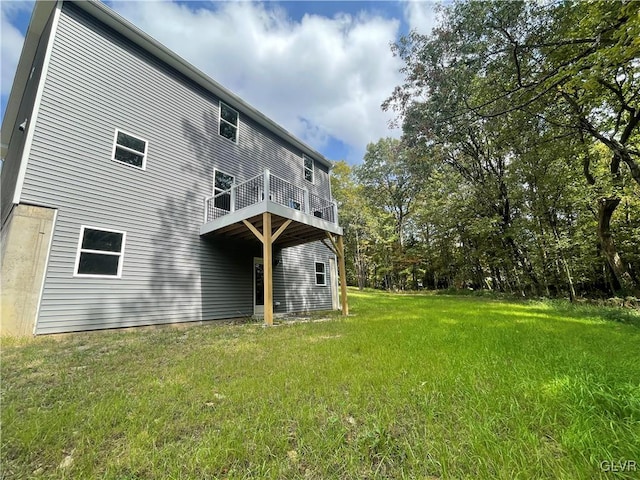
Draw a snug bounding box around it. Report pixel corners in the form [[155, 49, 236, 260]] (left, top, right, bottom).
[[219, 101, 239, 144], [303, 154, 314, 183], [315, 261, 327, 286], [111, 128, 148, 170], [73, 225, 127, 279]]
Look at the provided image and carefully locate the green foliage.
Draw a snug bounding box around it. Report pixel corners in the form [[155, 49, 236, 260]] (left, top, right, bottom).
[[378, 0, 640, 296], [2, 291, 639, 479], [331, 160, 380, 288], [332, 139, 431, 290]]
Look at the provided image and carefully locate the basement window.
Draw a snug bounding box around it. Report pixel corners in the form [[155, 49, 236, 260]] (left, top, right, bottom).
[[219, 101, 239, 143], [112, 129, 147, 169], [315, 262, 327, 286], [74, 226, 126, 277]]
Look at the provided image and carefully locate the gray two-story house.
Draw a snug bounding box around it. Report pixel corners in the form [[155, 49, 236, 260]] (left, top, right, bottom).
[[1, 0, 348, 336]]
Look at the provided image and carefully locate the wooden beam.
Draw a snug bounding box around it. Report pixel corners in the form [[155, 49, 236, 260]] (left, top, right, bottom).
[[272, 219, 292, 243], [243, 219, 264, 244], [326, 233, 339, 254], [321, 238, 336, 255], [263, 212, 274, 326], [336, 234, 349, 316]]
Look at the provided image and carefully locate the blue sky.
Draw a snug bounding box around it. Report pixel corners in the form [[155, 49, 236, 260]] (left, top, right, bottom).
[[1, 1, 440, 163]]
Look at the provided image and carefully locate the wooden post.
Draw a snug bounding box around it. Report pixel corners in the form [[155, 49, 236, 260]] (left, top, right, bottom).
[[263, 212, 273, 326], [242, 214, 291, 327], [230, 185, 236, 212], [303, 188, 310, 214], [263, 169, 270, 204], [336, 234, 348, 316]]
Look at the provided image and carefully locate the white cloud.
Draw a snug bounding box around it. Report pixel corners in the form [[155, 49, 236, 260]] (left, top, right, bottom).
[[403, 1, 440, 35], [110, 1, 404, 162], [1, 1, 408, 162]]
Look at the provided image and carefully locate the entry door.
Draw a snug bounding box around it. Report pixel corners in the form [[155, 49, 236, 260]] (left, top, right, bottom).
[[253, 257, 264, 316]]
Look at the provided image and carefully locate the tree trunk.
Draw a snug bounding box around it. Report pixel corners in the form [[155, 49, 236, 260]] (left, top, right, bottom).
[[354, 229, 366, 290], [549, 221, 576, 302], [535, 218, 552, 297], [597, 197, 638, 294], [492, 266, 503, 292], [505, 235, 540, 295], [560, 256, 576, 302]]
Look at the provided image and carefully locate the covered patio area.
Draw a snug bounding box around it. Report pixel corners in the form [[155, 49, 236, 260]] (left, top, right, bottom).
[[200, 170, 348, 325]]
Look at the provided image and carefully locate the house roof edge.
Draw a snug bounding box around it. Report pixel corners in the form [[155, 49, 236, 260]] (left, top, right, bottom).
[[1, 1, 59, 159]]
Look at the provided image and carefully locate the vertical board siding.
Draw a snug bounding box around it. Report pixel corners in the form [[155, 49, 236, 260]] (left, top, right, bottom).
[[21, 3, 334, 334]]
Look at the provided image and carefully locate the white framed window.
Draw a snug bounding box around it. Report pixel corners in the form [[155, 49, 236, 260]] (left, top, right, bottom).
[[213, 169, 235, 211], [74, 226, 126, 278], [303, 154, 314, 183], [315, 261, 327, 286], [219, 101, 239, 143], [112, 129, 148, 169]]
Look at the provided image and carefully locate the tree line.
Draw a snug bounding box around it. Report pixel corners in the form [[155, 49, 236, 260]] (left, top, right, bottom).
[[333, 0, 639, 298]]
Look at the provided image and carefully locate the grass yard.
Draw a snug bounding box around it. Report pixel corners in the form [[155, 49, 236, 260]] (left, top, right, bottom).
[[1, 289, 639, 479]]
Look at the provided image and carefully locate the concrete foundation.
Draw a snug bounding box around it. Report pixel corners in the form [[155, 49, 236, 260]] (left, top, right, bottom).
[[1, 204, 56, 336]]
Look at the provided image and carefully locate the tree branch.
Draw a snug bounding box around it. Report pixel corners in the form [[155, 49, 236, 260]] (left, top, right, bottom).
[[597, 78, 635, 114]]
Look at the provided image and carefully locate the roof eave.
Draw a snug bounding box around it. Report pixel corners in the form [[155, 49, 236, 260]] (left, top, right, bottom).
[[1, 1, 58, 159]]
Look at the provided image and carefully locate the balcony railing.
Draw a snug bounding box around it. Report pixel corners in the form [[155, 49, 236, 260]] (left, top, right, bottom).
[[204, 169, 339, 225]]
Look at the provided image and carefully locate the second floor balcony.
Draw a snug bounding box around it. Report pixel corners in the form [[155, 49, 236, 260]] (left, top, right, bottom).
[[200, 169, 343, 247]]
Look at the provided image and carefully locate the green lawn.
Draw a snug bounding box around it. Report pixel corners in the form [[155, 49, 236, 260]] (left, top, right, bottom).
[[2, 289, 639, 479]]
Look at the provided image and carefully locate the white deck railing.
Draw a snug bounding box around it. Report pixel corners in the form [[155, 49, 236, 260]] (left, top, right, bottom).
[[204, 169, 339, 225]]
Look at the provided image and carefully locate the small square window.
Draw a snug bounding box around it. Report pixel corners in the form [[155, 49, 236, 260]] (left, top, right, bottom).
[[303, 155, 314, 183], [219, 102, 239, 143], [75, 226, 126, 277], [315, 261, 326, 286], [112, 129, 147, 169]]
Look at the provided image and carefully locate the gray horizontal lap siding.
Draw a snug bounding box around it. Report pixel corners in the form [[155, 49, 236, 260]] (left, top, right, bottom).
[[21, 3, 333, 334], [274, 242, 334, 313]]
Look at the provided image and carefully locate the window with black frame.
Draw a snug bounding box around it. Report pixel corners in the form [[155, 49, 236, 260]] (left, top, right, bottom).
[[315, 261, 326, 286], [219, 102, 239, 143], [112, 129, 147, 169], [214, 170, 234, 211], [75, 227, 126, 277]]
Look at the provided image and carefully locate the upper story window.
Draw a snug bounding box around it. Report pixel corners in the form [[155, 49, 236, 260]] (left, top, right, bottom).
[[74, 226, 126, 278], [112, 129, 147, 169], [303, 155, 314, 183], [219, 102, 239, 143], [214, 169, 235, 211]]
